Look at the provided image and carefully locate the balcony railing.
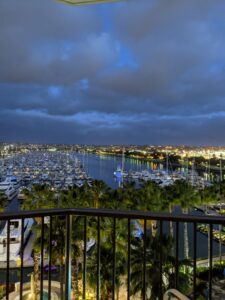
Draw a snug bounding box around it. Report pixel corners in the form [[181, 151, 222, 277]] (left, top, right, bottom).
[[0, 208, 225, 299]]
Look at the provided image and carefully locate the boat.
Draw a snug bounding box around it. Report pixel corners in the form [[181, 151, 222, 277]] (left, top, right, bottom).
[[75, 180, 84, 188], [0, 218, 34, 261], [65, 176, 74, 187], [113, 148, 128, 179], [0, 178, 18, 201], [87, 180, 93, 187], [17, 186, 30, 201], [81, 238, 95, 252], [53, 179, 62, 190], [5, 175, 21, 190], [113, 166, 123, 179]]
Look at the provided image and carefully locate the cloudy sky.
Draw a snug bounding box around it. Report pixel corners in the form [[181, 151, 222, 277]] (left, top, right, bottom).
[[0, 0, 225, 145]]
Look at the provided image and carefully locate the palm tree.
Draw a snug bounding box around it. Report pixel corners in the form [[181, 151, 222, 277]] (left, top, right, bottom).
[[59, 184, 104, 299], [22, 184, 57, 299], [0, 193, 8, 212], [167, 180, 201, 260], [89, 180, 111, 208], [130, 231, 192, 300], [86, 216, 127, 300], [136, 181, 164, 236], [130, 233, 173, 299], [23, 184, 84, 299], [21, 184, 56, 211]]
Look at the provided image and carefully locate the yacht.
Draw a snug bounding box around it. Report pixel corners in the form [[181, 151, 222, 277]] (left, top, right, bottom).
[[114, 167, 128, 178], [6, 175, 21, 190], [0, 179, 18, 201], [0, 218, 34, 261], [1, 175, 21, 189], [18, 186, 30, 201], [65, 176, 74, 187], [75, 180, 84, 188], [113, 148, 128, 179], [114, 167, 123, 179]]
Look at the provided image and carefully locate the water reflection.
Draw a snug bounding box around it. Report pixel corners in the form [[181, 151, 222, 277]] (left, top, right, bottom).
[[76, 152, 168, 189]]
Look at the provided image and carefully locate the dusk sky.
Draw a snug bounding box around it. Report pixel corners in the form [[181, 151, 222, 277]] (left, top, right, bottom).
[[0, 0, 225, 145]]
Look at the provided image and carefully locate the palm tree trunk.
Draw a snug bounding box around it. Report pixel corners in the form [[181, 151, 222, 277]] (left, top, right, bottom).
[[208, 224, 210, 267], [33, 250, 39, 300], [219, 225, 222, 264], [169, 205, 173, 238], [106, 284, 111, 300], [184, 222, 189, 259], [71, 259, 79, 299], [151, 220, 157, 237], [60, 256, 64, 300], [116, 287, 119, 300], [183, 209, 189, 260]]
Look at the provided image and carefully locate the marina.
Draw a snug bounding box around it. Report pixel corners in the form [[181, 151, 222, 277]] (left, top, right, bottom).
[[0, 151, 224, 298], [0, 152, 93, 197], [0, 150, 220, 196], [0, 152, 224, 271]]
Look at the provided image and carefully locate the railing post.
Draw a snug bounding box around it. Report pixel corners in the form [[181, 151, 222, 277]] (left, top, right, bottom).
[[112, 217, 116, 300], [65, 214, 72, 300], [175, 221, 179, 290], [48, 216, 53, 300], [159, 220, 163, 300], [6, 220, 10, 300], [127, 218, 131, 300], [83, 216, 87, 300], [40, 217, 45, 300], [20, 218, 24, 300], [143, 219, 147, 300], [97, 216, 101, 300], [193, 223, 197, 300], [209, 224, 213, 300]]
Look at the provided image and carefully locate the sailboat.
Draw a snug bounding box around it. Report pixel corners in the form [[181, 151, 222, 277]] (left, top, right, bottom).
[[113, 148, 128, 179]]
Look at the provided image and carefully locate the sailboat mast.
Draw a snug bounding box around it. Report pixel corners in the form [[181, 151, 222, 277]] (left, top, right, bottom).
[[208, 151, 211, 182], [122, 147, 125, 172], [166, 151, 169, 174], [186, 155, 189, 181], [191, 158, 195, 186]]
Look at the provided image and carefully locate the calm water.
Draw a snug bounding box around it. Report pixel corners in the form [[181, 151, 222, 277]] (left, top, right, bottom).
[[76, 152, 163, 189]]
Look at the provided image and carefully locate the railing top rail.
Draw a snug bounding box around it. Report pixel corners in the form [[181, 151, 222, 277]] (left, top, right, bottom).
[[0, 208, 224, 224]]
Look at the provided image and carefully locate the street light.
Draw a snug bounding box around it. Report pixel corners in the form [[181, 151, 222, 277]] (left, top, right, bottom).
[[56, 0, 120, 5]]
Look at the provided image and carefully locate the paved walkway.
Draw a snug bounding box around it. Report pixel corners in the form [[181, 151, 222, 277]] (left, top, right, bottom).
[[197, 254, 225, 267]]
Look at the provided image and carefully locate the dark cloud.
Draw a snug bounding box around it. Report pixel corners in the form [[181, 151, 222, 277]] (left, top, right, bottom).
[[0, 0, 225, 145]]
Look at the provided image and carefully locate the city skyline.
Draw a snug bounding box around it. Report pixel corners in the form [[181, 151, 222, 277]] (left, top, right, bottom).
[[1, 0, 225, 145]]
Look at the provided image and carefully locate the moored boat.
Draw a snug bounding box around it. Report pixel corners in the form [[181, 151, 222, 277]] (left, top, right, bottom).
[[0, 218, 34, 261]]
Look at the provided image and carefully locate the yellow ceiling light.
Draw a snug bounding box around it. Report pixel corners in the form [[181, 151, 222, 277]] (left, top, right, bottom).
[[56, 0, 120, 5]]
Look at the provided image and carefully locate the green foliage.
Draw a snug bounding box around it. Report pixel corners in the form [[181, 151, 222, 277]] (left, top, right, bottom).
[[197, 263, 225, 281], [21, 179, 224, 299], [164, 180, 201, 210], [0, 285, 5, 299], [0, 193, 8, 212], [130, 232, 192, 300]]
